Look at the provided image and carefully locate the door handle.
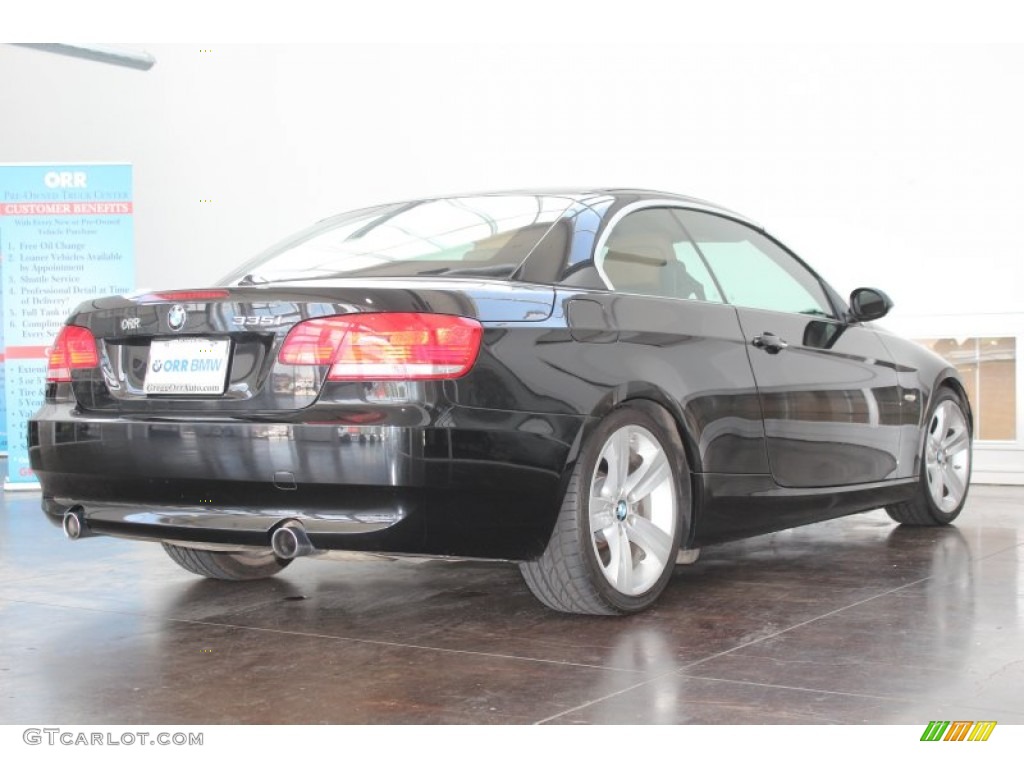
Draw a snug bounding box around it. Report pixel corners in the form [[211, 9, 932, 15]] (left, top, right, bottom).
[[752, 332, 788, 354]]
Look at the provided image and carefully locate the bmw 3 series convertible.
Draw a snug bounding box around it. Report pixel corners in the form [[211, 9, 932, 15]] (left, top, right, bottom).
[[29, 189, 973, 614]]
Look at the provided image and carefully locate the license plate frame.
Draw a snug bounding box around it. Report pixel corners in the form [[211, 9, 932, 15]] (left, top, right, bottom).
[[143, 337, 231, 396]]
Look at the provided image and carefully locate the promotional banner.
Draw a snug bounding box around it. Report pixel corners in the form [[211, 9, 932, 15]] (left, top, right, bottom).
[[0, 256, 6, 455], [1, 164, 135, 489]]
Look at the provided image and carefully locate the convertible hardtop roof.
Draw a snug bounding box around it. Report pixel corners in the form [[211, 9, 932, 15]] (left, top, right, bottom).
[[425, 186, 725, 205], [371, 187, 757, 227]]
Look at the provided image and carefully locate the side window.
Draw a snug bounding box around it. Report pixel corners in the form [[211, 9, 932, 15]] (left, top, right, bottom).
[[599, 208, 723, 303], [676, 210, 833, 317], [671, 239, 724, 303]]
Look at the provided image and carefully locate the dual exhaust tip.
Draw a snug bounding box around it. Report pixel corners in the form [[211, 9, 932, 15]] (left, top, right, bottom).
[[63, 508, 93, 540], [64, 508, 316, 561], [271, 521, 316, 560]]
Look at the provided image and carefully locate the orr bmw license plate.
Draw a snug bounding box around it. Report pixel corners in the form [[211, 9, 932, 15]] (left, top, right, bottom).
[[144, 338, 231, 395]]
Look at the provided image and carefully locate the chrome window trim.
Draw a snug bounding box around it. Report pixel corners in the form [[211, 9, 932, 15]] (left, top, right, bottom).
[[592, 199, 763, 291]]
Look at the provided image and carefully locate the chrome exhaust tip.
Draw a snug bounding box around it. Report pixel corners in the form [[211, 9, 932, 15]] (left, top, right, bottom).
[[271, 522, 315, 560], [62, 508, 93, 540]]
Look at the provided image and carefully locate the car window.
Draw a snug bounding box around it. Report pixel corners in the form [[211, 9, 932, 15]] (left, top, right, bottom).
[[672, 239, 724, 303], [220, 195, 575, 284], [599, 208, 724, 303], [676, 210, 833, 317]]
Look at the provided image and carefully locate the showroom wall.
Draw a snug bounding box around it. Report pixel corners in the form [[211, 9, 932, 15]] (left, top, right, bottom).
[[1, 42, 1022, 480], [0, 44, 1020, 303]]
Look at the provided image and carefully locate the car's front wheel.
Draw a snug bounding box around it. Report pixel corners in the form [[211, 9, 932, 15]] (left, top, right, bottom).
[[887, 387, 972, 525], [520, 403, 689, 615], [161, 543, 291, 580]]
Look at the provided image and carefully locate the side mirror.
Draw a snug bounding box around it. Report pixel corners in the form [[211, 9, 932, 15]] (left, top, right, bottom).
[[849, 287, 893, 322]]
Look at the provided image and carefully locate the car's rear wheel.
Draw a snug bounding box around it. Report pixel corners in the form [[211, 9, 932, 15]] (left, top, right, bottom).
[[161, 543, 291, 580], [886, 388, 972, 525], [520, 403, 688, 615]]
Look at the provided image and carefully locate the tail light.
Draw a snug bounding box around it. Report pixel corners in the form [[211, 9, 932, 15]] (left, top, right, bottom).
[[47, 326, 100, 382], [134, 290, 230, 303], [279, 313, 483, 380]]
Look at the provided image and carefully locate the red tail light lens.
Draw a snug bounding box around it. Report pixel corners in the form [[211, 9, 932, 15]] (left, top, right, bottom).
[[47, 326, 100, 382], [135, 290, 230, 303], [279, 313, 483, 380]]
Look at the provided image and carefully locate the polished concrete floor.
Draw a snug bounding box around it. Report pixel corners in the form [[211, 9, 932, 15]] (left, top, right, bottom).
[[1, 481, 1021, 725]]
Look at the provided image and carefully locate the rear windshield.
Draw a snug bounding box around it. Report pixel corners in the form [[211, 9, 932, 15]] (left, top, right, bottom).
[[220, 195, 574, 284]]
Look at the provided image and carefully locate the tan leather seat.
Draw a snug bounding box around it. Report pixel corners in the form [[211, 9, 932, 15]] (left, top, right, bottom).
[[603, 237, 672, 295]]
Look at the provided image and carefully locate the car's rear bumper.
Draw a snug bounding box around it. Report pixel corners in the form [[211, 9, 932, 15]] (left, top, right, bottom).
[[30, 404, 587, 560]]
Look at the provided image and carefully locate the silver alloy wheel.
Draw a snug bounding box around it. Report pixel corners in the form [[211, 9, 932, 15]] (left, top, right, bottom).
[[588, 424, 677, 596], [924, 399, 971, 513]]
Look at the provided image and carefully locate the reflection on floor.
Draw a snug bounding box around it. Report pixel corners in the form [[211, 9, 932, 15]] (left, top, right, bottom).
[[1, 482, 1021, 724]]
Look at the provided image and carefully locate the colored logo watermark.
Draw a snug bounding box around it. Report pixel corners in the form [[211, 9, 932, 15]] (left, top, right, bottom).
[[921, 721, 997, 741]]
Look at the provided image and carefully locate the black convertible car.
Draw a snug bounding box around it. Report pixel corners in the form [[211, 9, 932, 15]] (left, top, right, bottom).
[[30, 189, 972, 614]]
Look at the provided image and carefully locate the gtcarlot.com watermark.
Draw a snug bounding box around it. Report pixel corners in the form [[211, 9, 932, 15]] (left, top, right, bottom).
[[23, 728, 203, 747]]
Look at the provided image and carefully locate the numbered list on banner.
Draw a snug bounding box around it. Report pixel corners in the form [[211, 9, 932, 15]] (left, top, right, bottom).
[[0, 164, 135, 488]]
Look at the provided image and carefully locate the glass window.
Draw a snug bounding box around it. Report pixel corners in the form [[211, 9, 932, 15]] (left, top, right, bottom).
[[676, 210, 833, 317], [220, 195, 574, 284], [917, 337, 1016, 441], [599, 208, 723, 302]]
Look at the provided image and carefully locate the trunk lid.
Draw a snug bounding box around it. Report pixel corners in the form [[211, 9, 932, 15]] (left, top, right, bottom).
[[64, 279, 554, 414]]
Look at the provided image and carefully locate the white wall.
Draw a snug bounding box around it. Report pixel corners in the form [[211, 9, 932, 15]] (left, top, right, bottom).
[[1, 42, 1021, 320]]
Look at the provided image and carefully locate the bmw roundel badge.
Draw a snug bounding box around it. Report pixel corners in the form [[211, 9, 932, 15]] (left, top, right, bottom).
[[167, 304, 187, 331]]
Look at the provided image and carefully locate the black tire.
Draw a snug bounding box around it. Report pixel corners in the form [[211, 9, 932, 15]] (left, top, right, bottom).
[[161, 542, 291, 580], [886, 387, 972, 526], [519, 402, 690, 615]]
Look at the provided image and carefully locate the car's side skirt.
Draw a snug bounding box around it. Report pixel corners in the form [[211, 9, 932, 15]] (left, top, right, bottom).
[[692, 473, 918, 546]]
